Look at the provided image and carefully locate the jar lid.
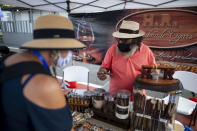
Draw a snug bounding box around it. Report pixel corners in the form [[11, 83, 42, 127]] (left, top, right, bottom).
[[94, 91, 104, 96], [93, 88, 105, 96], [104, 92, 115, 101], [93, 88, 106, 93], [83, 90, 94, 97], [116, 89, 131, 99]]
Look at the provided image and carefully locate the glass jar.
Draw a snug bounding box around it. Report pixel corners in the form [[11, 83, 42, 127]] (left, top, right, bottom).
[[103, 92, 115, 115], [130, 65, 183, 131], [151, 69, 160, 80], [115, 89, 131, 119], [132, 79, 183, 131], [83, 90, 94, 106], [93, 88, 105, 110], [93, 88, 106, 93]]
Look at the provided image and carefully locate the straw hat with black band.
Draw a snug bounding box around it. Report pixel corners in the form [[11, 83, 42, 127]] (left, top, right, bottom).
[[112, 20, 145, 39], [20, 14, 86, 50]]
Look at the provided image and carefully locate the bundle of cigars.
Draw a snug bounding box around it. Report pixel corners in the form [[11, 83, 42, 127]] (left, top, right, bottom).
[[133, 92, 176, 119], [131, 92, 176, 130], [66, 94, 91, 112]]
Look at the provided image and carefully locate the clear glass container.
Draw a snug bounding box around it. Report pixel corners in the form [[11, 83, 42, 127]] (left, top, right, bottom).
[[92, 88, 105, 110], [103, 92, 115, 115], [115, 89, 131, 119], [83, 90, 94, 106], [131, 67, 183, 131]]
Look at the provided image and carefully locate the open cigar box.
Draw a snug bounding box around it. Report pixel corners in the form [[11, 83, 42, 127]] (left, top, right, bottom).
[[131, 65, 183, 131], [65, 94, 91, 113]]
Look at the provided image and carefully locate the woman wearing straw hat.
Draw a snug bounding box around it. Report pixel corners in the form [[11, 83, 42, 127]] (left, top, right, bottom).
[[0, 15, 85, 131], [97, 20, 155, 100]]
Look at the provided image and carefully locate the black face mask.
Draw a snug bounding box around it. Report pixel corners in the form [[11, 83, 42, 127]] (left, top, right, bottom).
[[117, 43, 132, 52]]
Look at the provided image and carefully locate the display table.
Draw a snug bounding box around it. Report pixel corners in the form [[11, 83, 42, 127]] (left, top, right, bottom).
[[69, 89, 185, 131], [57, 77, 185, 131], [87, 118, 126, 131], [85, 118, 184, 131]]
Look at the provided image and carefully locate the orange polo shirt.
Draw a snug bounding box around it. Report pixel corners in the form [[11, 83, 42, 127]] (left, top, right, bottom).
[[101, 43, 155, 100]]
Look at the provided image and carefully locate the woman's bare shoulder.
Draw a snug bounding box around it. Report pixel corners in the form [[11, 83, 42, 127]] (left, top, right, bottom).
[[23, 74, 66, 109]]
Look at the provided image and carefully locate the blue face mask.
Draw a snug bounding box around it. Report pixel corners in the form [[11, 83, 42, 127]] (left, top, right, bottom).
[[57, 51, 72, 68]]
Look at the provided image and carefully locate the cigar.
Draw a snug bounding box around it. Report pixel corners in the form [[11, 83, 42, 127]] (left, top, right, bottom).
[[145, 99, 151, 115], [167, 102, 172, 119], [138, 94, 142, 111], [77, 106, 80, 112], [137, 94, 141, 112], [77, 96, 81, 104], [155, 100, 161, 119], [164, 103, 169, 119], [152, 102, 156, 117], [162, 121, 166, 131], [169, 103, 176, 118], [153, 104, 156, 117], [158, 121, 163, 131], [151, 119, 155, 131], [143, 117, 147, 130], [117, 98, 120, 105], [154, 119, 159, 131], [105, 72, 114, 76], [133, 115, 139, 129], [171, 103, 176, 113], [120, 99, 124, 106], [73, 96, 76, 104], [124, 98, 129, 106], [147, 118, 152, 131], [161, 100, 165, 118], [133, 94, 137, 111], [157, 100, 161, 112], [134, 93, 139, 110], [137, 116, 143, 130], [144, 99, 148, 114], [141, 95, 146, 113], [132, 114, 136, 129], [130, 113, 134, 128]]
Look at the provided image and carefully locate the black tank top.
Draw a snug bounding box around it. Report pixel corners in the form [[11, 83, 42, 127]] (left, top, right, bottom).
[[0, 61, 72, 131]]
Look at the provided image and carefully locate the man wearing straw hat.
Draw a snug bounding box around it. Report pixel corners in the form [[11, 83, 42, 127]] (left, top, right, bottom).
[[97, 20, 155, 100], [0, 15, 85, 131]]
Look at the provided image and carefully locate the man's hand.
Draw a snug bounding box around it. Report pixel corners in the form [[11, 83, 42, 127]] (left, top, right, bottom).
[[97, 67, 108, 80]]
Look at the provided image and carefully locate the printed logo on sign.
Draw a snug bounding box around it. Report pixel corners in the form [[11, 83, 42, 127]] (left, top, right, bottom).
[[117, 9, 197, 48], [143, 13, 193, 46]]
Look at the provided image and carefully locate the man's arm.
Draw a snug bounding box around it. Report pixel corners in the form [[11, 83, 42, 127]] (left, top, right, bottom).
[[98, 44, 116, 80]]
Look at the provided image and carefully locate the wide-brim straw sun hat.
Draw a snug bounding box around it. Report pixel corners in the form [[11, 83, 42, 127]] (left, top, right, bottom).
[[112, 20, 145, 39], [21, 14, 86, 49]]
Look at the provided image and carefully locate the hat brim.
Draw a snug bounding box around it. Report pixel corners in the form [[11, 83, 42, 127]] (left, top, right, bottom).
[[20, 38, 86, 50], [112, 30, 145, 38]]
